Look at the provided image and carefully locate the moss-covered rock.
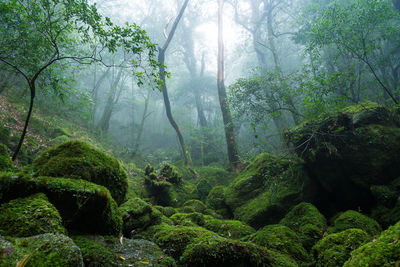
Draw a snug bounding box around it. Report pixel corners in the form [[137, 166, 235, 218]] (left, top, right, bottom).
[[280, 202, 327, 250], [191, 178, 213, 202], [343, 220, 400, 266], [206, 185, 232, 218], [47, 135, 70, 148], [119, 197, 162, 236], [0, 173, 122, 235], [286, 103, 400, 215], [33, 140, 128, 205], [248, 224, 311, 265], [154, 205, 178, 218], [331, 210, 381, 237], [0, 193, 66, 237], [71, 235, 117, 266], [313, 229, 370, 267], [0, 233, 84, 267], [182, 199, 207, 213], [194, 165, 235, 186], [170, 212, 205, 227], [225, 153, 313, 228], [181, 235, 274, 267], [203, 215, 255, 239]]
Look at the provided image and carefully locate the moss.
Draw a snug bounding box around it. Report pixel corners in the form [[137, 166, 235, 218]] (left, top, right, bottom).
[[268, 250, 298, 267], [280, 202, 327, 250], [33, 140, 128, 205], [119, 197, 162, 236], [331, 210, 381, 237], [151, 224, 215, 260], [225, 153, 311, 228], [0, 123, 10, 146], [0, 173, 122, 235], [194, 165, 235, 186], [71, 235, 117, 266], [0, 155, 13, 172], [203, 216, 255, 239], [0, 144, 8, 156], [181, 234, 274, 267], [343, 220, 400, 266], [47, 135, 70, 148], [50, 127, 71, 138], [170, 212, 205, 227], [191, 178, 213, 202], [0, 233, 84, 267], [183, 199, 207, 213], [313, 229, 370, 267], [160, 163, 182, 184], [203, 208, 223, 219], [154, 205, 178, 218], [206, 185, 232, 218], [0, 193, 66, 237], [248, 224, 311, 265]]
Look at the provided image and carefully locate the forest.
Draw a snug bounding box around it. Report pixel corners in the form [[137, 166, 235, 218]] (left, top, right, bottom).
[[0, 0, 400, 266]]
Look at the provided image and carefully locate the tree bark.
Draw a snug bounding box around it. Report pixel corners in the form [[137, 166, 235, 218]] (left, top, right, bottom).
[[132, 89, 151, 157], [12, 82, 35, 161], [218, 0, 241, 172], [158, 0, 192, 166]]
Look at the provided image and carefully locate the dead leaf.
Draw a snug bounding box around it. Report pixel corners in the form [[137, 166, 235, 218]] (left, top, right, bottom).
[[16, 254, 32, 267], [139, 258, 150, 264]]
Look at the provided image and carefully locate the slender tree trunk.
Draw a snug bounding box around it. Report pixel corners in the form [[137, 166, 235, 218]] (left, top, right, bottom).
[[12, 82, 35, 161], [98, 67, 123, 134], [218, 0, 241, 172], [91, 67, 110, 128], [158, 0, 192, 166], [132, 89, 151, 157]]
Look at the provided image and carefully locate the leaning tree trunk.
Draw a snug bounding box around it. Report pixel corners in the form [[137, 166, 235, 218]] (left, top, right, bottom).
[[12, 82, 35, 161], [132, 89, 151, 157], [158, 0, 192, 166], [218, 0, 241, 172]]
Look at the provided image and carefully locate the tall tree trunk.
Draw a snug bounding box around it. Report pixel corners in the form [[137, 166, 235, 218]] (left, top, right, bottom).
[[12, 82, 35, 161], [158, 0, 192, 166], [91, 67, 110, 128], [132, 89, 151, 157], [218, 0, 241, 172], [98, 67, 123, 134]]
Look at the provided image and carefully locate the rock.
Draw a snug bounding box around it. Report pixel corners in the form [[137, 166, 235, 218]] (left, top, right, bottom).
[[280, 202, 327, 250], [286, 102, 400, 215], [330, 210, 381, 237], [0, 193, 66, 237], [203, 215, 255, 239], [182, 199, 207, 213], [33, 140, 128, 205], [0, 233, 84, 267], [119, 197, 162, 237], [343, 220, 400, 266], [71, 235, 117, 266], [0, 173, 122, 235], [225, 153, 314, 228], [247, 224, 312, 265], [312, 229, 370, 267], [206, 185, 232, 218]]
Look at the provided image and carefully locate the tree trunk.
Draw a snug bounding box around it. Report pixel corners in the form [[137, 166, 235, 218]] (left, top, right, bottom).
[[132, 89, 151, 157], [218, 0, 241, 172], [91, 67, 111, 128], [394, 0, 400, 11], [158, 0, 192, 166], [12, 82, 35, 161]]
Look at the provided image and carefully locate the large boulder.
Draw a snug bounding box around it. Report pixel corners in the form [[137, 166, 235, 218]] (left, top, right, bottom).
[[0, 193, 66, 237], [33, 140, 128, 205], [286, 102, 400, 215], [0, 234, 84, 267], [0, 173, 122, 235], [225, 153, 315, 228], [330, 210, 381, 237]]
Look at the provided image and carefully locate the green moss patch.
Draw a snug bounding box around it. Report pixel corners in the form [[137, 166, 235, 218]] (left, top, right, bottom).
[[33, 140, 128, 205], [71, 235, 117, 266], [203, 215, 255, 239], [331, 210, 381, 237], [313, 229, 370, 267], [0, 193, 66, 237], [0, 234, 84, 267], [0, 173, 122, 235]]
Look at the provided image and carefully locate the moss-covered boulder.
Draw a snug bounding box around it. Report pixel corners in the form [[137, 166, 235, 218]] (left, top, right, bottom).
[[119, 197, 162, 237], [0, 233, 84, 267], [286, 102, 400, 214], [206, 185, 232, 218], [312, 229, 370, 267], [182, 199, 207, 213], [343, 220, 400, 266], [71, 235, 117, 266], [248, 224, 312, 265], [203, 215, 255, 239], [33, 140, 128, 205], [181, 235, 274, 267], [170, 212, 205, 227], [331, 210, 381, 237], [225, 153, 314, 228], [191, 178, 213, 202], [0, 173, 122, 235], [280, 202, 327, 250], [154, 205, 178, 218], [0, 193, 66, 237]]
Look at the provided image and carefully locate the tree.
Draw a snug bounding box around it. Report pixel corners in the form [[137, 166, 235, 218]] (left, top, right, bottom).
[[158, 0, 192, 166], [307, 0, 400, 104], [0, 0, 160, 161], [218, 0, 241, 171]]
